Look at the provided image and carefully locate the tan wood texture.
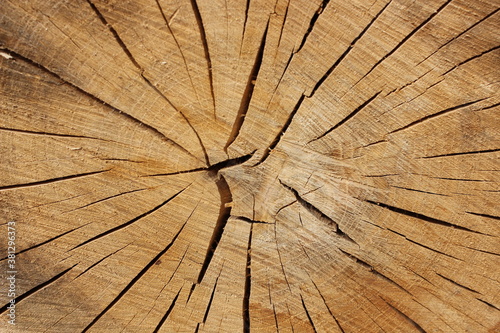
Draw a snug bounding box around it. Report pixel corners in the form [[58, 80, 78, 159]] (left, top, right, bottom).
[[0, 0, 499, 332]]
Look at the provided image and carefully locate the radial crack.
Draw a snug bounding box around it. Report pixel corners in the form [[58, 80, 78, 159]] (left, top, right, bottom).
[[225, 22, 269, 152], [0, 265, 76, 314], [65, 188, 147, 213], [386, 228, 463, 260], [436, 272, 480, 294], [2, 48, 197, 159], [256, 94, 305, 166], [310, 279, 345, 332], [153, 288, 182, 333], [155, 0, 205, 115], [420, 148, 499, 159], [366, 200, 488, 235], [339, 249, 410, 294], [0, 223, 90, 261], [243, 223, 253, 333], [390, 98, 487, 134], [0, 169, 109, 192], [295, 0, 330, 53], [189, 0, 216, 118], [442, 45, 500, 76], [417, 8, 500, 66], [307, 0, 392, 97], [0, 127, 115, 142], [87, 0, 210, 165], [359, 0, 452, 84], [74, 244, 130, 279], [86, 0, 141, 68], [235, 216, 274, 224], [280, 180, 357, 244], [71, 187, 188, 250], [300, 294, 318, 333], [203, 275, 219, 323], [383, 299, 427, 333], [466, 211, 500, 220], [81, 222, 188, 332], [196, 175, 232, 283], [309, 91, 381, 144]]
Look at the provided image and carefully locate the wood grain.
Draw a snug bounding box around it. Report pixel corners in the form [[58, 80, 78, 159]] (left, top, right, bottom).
[[1, 0, 499, 332]]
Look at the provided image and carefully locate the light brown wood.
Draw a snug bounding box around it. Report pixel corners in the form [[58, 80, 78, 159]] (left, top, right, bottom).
[[1, 0, 499, 332]]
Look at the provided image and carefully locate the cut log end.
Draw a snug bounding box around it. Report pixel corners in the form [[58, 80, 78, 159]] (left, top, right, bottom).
[[0, 0, 499, 332]]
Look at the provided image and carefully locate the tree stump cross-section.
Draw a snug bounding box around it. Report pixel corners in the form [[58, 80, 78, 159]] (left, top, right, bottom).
[[0, 0, 499, 332]]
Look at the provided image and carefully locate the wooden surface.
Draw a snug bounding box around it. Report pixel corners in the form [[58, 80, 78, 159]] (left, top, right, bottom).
[[0, 0, 499, 332]]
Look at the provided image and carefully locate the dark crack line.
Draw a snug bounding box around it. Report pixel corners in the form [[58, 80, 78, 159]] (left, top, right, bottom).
[[339, 249, 411, 294], [273, 304, 280, 332], [225, 21, 269, 152], [295, 0, 330, 53], [189, 0, 216, 119], [155, 0, 205, 115], [480, 101, 500, 111], [81, 222, 187, 332], [243, 223, 253, 333], [167, 244, 191, 285], [144, 152, 254, 177], [0, 127, 115, 142], [208, 152, 255, 173], [300, 294, 318, 333], [417, 8, 500, 67], [391, 186, 448, 197], [87, 0, 209, 165], [309, 91, 381, 144], [436, 272, 480, 294], [466, 211, 500, 221], [429, 175, 491, 182], [235, 216, 274, 224], [0, 223, 91, 261], [2, 48, 196, 159], [143, 167, 206, 177], [153, 287, 182, 333], [280, 180, 357, 244], [142, 73, 211, 165], [390, 98, 487, 134], [384, 68, 432, 97], [463, 246, 499, 257], [74, 243, 131, 279], [419, 148, 499, 159], [255, 94, 305, 166], [203, 274, 219, 323], [273, 222, 292, 293], [366, 200, 489, 235], [382, 298, 427, 333], [476, 298, 500, 311], [70, 187, 188, 250], [65, 188, 147, 213], [310, 279, 345, 332], [196, 175, 231, 283], [0, 265, 76, 314], [387, 228, 463, 261], [359, 0, 452, 84], [240, 0, 251, 54], [442, 45, 500, 76], [86, 0, 140, 68], [307, 0, 392, 98], [275, 0, 290, 53], [0, 169, 109, 192]]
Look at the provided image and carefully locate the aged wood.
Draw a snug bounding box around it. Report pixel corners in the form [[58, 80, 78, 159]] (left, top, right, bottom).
[[0, 0, 499, 332]]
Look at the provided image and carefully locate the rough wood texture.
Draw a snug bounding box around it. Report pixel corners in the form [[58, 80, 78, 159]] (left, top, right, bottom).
[[1, 0, 499, 332]]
